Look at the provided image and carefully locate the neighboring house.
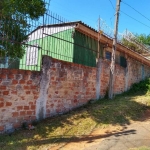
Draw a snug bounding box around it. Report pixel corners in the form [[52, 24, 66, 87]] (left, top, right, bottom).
[[19, 21, 104, 70], [19, 21, 150, 71]]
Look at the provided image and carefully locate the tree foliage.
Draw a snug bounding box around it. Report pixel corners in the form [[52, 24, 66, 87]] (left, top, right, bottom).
[[121, 38, 143, 54], [0, 0, 46, 58], [121, 33, 150, 54], [136, 34, 150, 46]]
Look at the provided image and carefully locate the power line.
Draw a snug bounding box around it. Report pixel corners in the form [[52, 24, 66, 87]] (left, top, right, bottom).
[[122, 1, 150, 22], [109, 0, 150, 29], [120, 10, 150, 29], [108, 0, 115, 10]]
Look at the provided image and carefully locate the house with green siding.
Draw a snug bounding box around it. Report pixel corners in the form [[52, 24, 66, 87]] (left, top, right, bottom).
[[19, 21, 104, 71]]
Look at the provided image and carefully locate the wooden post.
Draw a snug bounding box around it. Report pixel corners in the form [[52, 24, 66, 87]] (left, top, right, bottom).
[[108, 0, 121, 99]]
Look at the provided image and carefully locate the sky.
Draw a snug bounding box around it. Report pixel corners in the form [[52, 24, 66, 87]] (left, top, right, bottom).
[[45, 0, 150, 36]]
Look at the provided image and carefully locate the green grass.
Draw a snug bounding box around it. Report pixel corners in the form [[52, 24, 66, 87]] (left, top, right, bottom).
[[130, 146, 150, 150], [0, 79, 150, 150]]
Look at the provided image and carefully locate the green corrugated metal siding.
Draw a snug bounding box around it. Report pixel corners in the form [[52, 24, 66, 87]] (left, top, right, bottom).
[[73, 31, 98, 67], [19, 28, 102, 70], [20, 28, 74, 70], [42, 29, 74, 62]]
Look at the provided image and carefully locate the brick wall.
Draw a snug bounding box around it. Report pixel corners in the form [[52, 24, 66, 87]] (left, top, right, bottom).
[[127, 57, 150, 90], [100, 60, 126, 96], [0, 69, 40, 132], [46, 59, 96, 117], [0, 56, 150, 133]]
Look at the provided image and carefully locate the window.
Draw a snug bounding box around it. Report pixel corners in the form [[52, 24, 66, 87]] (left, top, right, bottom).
[[105, 51, 111, 60], [26, 45, 38, 65], [120, 56, 127, 68]]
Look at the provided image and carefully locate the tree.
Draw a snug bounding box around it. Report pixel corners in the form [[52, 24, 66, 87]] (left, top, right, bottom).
[[136, 34, 150, 46], [121, 38, 142, 53], [0, 0, 46, 58]]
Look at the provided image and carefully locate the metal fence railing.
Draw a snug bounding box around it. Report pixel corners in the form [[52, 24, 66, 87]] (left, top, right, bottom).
[[0, 10, 149, 71], [0, 11, 100, 71]]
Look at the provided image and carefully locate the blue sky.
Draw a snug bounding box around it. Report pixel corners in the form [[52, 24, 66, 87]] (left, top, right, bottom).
[[46, 0, 150, 36]]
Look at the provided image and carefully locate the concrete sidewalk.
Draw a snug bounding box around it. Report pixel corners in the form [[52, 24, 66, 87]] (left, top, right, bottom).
[[84, 120, 150, 150]]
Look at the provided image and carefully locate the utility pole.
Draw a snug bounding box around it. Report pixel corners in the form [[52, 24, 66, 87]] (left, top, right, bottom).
[[96, 16, 102, 100], [108, 0, 121, 99], [97, 17, 100, 59]]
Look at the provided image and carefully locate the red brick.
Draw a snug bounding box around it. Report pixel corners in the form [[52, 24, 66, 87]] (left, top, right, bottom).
[[26, 91, 31, 94], [6, 102, 12, 106], [2, 68, 9, 73], [92, 88, 96, 91], [0, 74, 6, 79], [11, 90, 17, 95], [60, 78, 65, 81], [0, 86, 6, 90], [12, 112, 19, 117], [10, 69, 18, 74], [18, 70, 25, 74], [30, 85, 37, 89], [13, 123, 20, 128], [24, 86, 30, 90], [3, 91, 9, 95], [20, 111, 26, 116], [0, 102, 4, 107], [74, 95, 77, 99], [17, 106, 23, 110], [32, 91, 38, 95], [19, 80, 25, 84], [7, 74, 14, 79], [27, 111, 34, 115], [29, 102, 33, 105], [52, 68, 56, 71], [25, 70, 32, 75], [51, 77, 55, 80], [34, 95, 38, 99], [0, 126, 4, 131], [51, 81, 57, 85], [24, 106, 29, 110], [74, 99, 78, 103], [86, 92, 90, 95], [31, 105, 35, 110], [12, 80, 18, 84], [50, 104, 54, 108], [23, 75, 29, 80], [21, 96, 25, 100], [0, 97, 4, 101], [27, 80, 32, 84]]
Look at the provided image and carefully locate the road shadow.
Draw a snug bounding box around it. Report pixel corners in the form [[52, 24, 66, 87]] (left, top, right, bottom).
[[0, 128, 137, 150]]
